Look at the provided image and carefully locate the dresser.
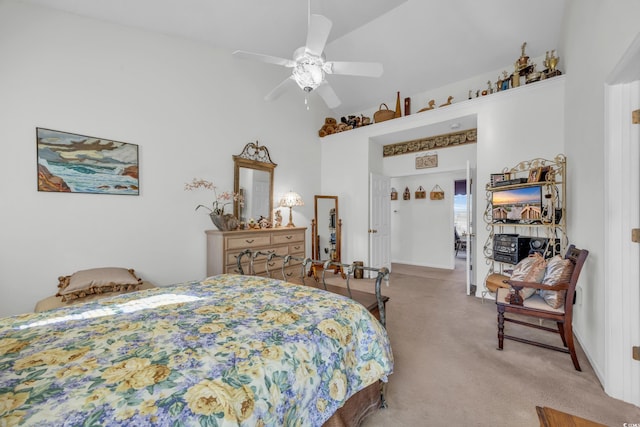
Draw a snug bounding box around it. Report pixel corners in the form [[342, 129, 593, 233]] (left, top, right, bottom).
[[206, 227, 306, 284]]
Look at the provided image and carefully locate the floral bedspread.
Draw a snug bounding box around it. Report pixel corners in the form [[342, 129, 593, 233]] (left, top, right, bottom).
[[0, 274, 393, 426]]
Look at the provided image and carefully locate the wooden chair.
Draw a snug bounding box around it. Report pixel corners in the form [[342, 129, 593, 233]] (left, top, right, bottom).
[[496, 245, 589, 371], [455, 229, 467, 256]]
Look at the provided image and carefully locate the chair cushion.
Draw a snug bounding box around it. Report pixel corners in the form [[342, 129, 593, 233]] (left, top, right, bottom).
[[539, 256, 575, 309], [496, 288, 565, 314], [509, 253, 547, 299]]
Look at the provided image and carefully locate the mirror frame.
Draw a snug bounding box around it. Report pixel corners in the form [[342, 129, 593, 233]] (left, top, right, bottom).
[[233, 141, 277, 222], [313, 195, 340, 262]]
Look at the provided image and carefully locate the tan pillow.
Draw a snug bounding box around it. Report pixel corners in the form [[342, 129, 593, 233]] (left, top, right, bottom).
[[539, 255, 575, 309], [509, 253, 547, 299], [56, 267, 142, 302]]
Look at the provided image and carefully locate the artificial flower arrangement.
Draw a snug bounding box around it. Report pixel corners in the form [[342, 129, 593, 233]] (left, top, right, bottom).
[[184, 178, 243, 230]]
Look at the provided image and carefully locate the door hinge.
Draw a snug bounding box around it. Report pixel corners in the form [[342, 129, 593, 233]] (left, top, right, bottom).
[[632, 228, 640, 243], [633, 109, 639, 124], [633, 346, 640, 361]]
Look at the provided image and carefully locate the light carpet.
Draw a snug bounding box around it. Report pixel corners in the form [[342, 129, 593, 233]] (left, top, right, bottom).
[[323, 260, 640, 426]]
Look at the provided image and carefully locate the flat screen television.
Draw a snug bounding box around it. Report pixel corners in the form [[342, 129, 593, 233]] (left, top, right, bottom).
[[491, 186, 543, 223]]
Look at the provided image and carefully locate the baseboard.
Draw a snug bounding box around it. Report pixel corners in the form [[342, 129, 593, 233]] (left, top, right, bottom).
[[573, 328, 605, 389], [391, 260, 454, 270]]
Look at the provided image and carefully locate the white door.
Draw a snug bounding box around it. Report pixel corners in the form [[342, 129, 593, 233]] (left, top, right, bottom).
[[369, 173, 391, 275], [604, 77, 640, 406], [466, 162, 475, 295]]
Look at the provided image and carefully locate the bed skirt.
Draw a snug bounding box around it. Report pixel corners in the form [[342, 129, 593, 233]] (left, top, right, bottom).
[[323, 382, 382, 427]]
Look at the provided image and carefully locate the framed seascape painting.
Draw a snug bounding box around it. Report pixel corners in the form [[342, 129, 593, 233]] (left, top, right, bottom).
[[36, 128, 139, 195]]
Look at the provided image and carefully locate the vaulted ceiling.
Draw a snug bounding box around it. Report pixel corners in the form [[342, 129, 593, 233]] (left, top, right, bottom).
[[22, 0, 566, 116]]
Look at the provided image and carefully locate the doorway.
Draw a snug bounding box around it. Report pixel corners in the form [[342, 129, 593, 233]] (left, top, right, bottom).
[[454, 179, 468, 262]]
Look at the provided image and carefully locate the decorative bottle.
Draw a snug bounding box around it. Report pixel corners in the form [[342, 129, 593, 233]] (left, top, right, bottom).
[[394, 92, 402, 118]]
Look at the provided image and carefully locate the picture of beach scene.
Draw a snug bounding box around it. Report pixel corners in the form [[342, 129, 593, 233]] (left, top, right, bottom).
[[37, 128, 139, 195], [492, 186, 542, 222]]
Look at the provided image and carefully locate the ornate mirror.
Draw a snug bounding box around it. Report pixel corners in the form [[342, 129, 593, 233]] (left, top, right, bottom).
[[233, 141, 277, 224], [311, 195, 343, 276]]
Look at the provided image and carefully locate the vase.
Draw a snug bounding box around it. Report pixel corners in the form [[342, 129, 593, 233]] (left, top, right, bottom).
[[394, 91, 402, 118], [210, 213, 239, 231]]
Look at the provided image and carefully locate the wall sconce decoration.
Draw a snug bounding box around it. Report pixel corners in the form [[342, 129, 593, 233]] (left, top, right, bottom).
[[390, 188, 398, 200], [278, 190, 304, 227]]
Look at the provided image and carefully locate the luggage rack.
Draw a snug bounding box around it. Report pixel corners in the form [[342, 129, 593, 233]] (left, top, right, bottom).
[[236, 249, 390, 327]]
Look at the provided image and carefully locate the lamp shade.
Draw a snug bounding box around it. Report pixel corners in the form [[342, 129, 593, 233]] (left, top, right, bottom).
[[279, 191, 304, 208]]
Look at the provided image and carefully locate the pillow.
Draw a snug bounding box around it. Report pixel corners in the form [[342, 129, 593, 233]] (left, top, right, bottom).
[[56, 267, 142, 302], [508, 252, 547, 300], [539, 255, 574, 309]]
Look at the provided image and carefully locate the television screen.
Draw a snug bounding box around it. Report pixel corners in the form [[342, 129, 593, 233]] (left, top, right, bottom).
[[492, 186, 543, 223]]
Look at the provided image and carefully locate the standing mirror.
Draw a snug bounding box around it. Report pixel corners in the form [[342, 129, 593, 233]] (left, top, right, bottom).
[[311, 195, 343, 277], [233, 141, 277, 224]]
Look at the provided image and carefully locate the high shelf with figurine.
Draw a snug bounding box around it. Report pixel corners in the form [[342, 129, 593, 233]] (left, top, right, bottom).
[[482, 154, 567, 298]]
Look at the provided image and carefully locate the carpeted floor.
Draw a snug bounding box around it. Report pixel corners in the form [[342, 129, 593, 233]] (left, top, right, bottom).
[[324, 259, 640, 426]]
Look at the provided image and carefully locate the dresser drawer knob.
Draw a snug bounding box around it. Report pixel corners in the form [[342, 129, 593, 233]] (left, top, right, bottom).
[[286, 236, 293, 240], [245, 239, 255, 243]]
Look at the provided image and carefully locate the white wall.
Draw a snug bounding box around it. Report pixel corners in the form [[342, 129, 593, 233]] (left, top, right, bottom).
[[384, 142, 476, 269], [389, 170, 467, 269], [561, 0, 640, 399], [0, 1, 328, 316], [320, 77, 565, 289]]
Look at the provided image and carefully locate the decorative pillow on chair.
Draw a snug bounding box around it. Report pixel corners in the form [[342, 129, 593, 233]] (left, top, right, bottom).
[[539, 255, 575, 309], [56, 267, 143, 302], [508, 252, 547, 300]]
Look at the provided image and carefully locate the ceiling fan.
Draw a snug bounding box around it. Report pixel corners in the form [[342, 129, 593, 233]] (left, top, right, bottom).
[[232, 13, 383, 109]]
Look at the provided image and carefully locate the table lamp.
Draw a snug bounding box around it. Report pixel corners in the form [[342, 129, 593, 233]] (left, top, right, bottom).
[[278, 190, 304, 227]]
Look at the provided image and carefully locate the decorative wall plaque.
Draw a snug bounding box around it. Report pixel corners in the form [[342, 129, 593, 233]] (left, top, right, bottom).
[[416, 154, 438, 169], [383, 128, 477, 157]]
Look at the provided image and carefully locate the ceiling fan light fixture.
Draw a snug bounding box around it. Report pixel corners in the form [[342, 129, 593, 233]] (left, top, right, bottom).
[[292, 51, 325, 92]]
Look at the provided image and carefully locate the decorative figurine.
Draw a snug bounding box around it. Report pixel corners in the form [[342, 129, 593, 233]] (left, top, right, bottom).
[[501, 71, 510, 91], [511, 62, 521, 87], [258, 216, 270, 229], [417, 100, 436, 112], [439, 96, 454, 107], [517, 42, 529, 68], [274, 209, 282, 228], [548, 50, 559, 72]]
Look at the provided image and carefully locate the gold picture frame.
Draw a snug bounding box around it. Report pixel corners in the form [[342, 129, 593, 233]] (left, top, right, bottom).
[[528, 167, 542, 183]]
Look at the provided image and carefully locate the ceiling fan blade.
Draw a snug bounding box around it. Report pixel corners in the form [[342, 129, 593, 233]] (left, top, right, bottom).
[[305, 14, 332, 57], [264, 77, 296, 102], [315, 81, 341, 109], [233, 50, 295, 68], [325, 61, 384, 77]]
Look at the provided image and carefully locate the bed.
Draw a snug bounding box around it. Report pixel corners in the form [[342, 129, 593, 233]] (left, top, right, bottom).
[[0, 274, 393, 426]]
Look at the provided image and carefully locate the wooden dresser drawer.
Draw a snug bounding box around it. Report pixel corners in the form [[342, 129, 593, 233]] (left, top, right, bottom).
[[226, 245, 288, 266], [255, 258, 285, 275], [272, 231, 304, 245], [206, 227, 306, 278], [289, 242, 305, 255], [227, 235, 271, 250], [280, 265, 305, 284]]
